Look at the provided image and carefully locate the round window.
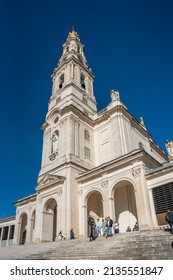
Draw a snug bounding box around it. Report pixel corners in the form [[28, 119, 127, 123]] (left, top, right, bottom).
[[54, 117, 59, 124]]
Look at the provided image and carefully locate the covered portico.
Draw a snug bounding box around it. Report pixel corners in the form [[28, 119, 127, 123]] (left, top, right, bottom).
[[78, 150, 158, 237]]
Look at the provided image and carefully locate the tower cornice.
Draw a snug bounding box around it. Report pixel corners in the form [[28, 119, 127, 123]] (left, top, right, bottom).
[[51, 55, 94, 79]]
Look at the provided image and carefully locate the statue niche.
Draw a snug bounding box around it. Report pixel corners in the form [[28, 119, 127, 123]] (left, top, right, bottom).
[[49, 131, 59, 161]]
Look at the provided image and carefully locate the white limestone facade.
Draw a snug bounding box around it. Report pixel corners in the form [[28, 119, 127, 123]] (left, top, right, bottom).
[[1, 29, 173, 246]]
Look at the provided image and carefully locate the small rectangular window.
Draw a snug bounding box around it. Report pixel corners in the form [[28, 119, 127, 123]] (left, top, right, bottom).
[[84, 130, 90, 142], [84, 147, 91, 159]]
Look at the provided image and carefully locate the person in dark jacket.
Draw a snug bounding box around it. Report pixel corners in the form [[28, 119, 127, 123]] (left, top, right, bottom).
[[107, 217, 113, 237], [165, 210, 173, 234], [70, 229, 75, 239], [88, 221, 95, 241]]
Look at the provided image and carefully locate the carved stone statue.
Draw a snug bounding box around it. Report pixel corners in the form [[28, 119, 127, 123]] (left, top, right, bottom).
[[51, 133, 58, 153], [139, 117, 144, 126], [165, 140, 173, 157], [110, 90, 120, 102], [139, 117, 146, 130]]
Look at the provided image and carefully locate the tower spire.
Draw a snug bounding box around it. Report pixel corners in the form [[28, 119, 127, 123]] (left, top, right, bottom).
[[49, 29, 97, 114], [68, 25, 79, 39]]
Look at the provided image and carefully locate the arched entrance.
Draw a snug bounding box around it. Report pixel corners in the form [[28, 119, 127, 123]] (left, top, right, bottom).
[[42, 198, 57, 242], [113, 180, 138, 232], [86, 191, 103, 235], [19, 213, 28, 245]]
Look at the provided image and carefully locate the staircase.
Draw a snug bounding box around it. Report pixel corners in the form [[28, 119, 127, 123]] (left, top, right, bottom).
[[0, 230, 173, 260]]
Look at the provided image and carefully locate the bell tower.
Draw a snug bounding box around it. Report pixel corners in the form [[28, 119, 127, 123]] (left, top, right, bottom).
[[48, 28, 97, 115], [39, 29, 97, 176]]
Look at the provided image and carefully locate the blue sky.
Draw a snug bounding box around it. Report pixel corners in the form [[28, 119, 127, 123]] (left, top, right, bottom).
[[0, 0, 173, 218]]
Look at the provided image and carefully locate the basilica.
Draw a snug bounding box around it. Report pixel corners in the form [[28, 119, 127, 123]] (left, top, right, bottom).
[[0, 30, 173, 246]]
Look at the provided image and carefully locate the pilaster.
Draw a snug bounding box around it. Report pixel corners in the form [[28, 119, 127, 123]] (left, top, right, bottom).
[[67, 116, 75, 156], [41, 128, 51, 168], [101, 178, 109, 217], [74, 119, 80, 157], [13, 211, 20, 245], [59, 118, 67, 157], [132, 164, 154, 230], [34, 197, 43, 243]]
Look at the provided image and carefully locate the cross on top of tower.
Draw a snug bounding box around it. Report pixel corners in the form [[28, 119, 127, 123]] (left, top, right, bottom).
[[72, 25, 76, 32], [68, 25, 79, 39]]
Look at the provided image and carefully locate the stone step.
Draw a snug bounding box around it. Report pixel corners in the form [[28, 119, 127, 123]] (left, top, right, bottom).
[[0, 230, 173, 260]]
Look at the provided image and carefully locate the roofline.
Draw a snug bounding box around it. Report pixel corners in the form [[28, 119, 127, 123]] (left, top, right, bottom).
[[77, 148, 162, 183], [13, 193, 37, 206], [0, 216, 16, 223], [146, 161, 173, 178]]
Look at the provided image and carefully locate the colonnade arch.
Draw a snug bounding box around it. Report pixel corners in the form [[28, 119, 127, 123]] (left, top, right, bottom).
[[42, 198, 57, 242], [85, 190, 103, 236], [112, 180, 138, 232], [87, 190, 103, 220]]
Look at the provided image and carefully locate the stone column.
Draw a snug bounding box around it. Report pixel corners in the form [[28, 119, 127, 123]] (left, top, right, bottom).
[[65, 168, 72, 239], [82, 205, 88, 238], [132, 164, 154, 230], [16, 222, 21, 245], [34, 197, 43, 243], [101, 179, 109, 217], [90, 78, 94, 97], [61, 181, 67, 238], [148, 188, 159, 228], [79, 189, 87, 238], [13, 211, 20, 245], [109, 197, 115, 221], [26, 209, 32, 244], [6, 226, 10, 246], [55, 189, 63, 241]]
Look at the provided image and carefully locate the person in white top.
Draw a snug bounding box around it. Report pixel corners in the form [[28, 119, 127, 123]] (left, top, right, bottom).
[[96, 218, 102, 237], [113, 221, 119, 234]]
